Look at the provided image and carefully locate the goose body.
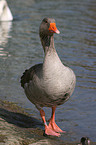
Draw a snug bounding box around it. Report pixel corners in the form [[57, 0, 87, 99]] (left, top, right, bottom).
[[0, 0, 13, 21], [21, 53, 75, 109], [21, 18, 76, 136]]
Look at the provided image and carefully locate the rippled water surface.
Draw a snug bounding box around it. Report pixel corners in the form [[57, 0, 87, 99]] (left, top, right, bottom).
[[0, 0, 96, 142]]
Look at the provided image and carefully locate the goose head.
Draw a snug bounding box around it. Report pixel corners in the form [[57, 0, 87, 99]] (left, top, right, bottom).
[[39, 18, 60, 52], [39, 18, 60, 38]]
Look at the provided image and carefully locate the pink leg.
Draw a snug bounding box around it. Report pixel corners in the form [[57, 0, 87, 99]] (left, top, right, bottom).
[[40, 109, 60, 136], [48, 106, 66, 133]]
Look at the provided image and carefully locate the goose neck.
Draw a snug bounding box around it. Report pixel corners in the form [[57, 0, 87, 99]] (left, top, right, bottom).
[[41, 34, 56, 55]]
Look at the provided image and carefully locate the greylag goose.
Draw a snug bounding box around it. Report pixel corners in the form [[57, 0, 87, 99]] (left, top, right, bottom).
[[78, 137, 91, 145], [0, 0, 13, 21], [21, 18, 76, 136]]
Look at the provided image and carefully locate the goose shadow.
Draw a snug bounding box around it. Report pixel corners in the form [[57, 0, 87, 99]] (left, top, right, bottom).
[[0, 108, 43, 128]]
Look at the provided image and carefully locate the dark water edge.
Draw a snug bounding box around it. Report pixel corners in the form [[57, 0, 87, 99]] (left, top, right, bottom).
[[0, 99, 96, 145]]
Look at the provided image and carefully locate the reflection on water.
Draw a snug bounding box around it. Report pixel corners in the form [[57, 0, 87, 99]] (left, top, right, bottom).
[[0, 0, 96, 142], [0, 21, 12, 59], [0, 47, 11, 58], [0, 22, 12, 45]]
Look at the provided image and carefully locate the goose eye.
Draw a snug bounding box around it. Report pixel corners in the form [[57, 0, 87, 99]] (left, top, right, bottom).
[[44, 20, 48, 23]]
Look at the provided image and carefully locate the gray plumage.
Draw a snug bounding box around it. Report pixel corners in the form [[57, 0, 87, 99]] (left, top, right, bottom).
[[21, 18, 76, 110]]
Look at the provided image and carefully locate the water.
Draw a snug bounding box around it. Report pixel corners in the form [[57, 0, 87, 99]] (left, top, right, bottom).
[[0, 0, 96, 142]]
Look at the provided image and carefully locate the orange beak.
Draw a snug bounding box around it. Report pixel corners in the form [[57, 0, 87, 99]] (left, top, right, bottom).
[[48, 23, 60, 34]]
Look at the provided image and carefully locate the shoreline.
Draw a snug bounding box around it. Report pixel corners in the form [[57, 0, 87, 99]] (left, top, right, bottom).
[[0, 100, 95, 145]]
